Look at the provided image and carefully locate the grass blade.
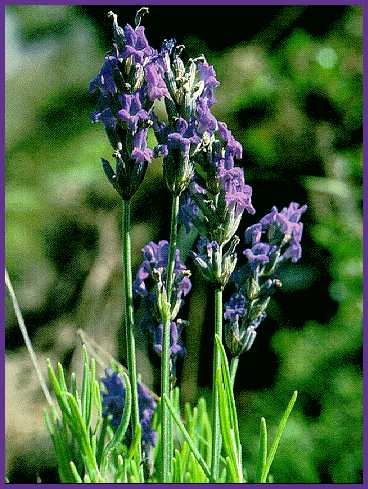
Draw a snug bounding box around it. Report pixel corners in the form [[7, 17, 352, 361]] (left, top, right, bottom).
[[47, 360, 71, 418], [81, 346, 91, 429], [215, 335, 240, 452], [70, 461, 82, 483], [255, 417, 267, 483], [163, 394, 211, 479], [261, 391, 298, 483], [5, 270, 53, 406], [65, 393, 101, 482]]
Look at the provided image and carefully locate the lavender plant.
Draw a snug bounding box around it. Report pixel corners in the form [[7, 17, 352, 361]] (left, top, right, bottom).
[[7, 9, 307, 483]]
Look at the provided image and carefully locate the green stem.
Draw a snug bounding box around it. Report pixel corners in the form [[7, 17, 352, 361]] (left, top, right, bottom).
[[211, 247, 223, 482], [230, 356, 239, 389], [161, 194, 180, 482], [122, 199, 143, 482]]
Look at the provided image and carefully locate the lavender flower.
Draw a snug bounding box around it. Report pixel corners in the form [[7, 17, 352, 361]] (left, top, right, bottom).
[[179, 193, 199, 233], [119, 23, 154, 64], [133, 240, 191, 303], [117, 92, 150, 132], [197, 61, 220, 107], [157, 118, 200, 195], [218, 166, 255, 218], [224, 203, 306, 356], [191, 235, 239, 287], [152, 320, 186, 358], [244, 202, 307, 265], [188, 166, 255, 246], [166, 61, 255, 244], [90, 11, 168, 200], [145, 60, 170, 101], [101, 368, 157, 455], [224, 292, 246, 321], [133, 241, 191, 374]]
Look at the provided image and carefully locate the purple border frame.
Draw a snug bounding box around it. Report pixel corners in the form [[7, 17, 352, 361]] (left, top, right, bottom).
[[1, 0, 366, 487]]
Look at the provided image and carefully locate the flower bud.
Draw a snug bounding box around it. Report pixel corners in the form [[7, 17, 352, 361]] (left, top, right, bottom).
[[241, 326, 257, 353], [225, 317, 244, 357], [172, 55, 186, 80], [107, 11, 126, 50], [248, 297, 270, 322]]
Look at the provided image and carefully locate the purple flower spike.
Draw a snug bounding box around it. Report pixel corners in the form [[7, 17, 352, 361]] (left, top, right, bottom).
[[217, 122, 243, 169], [254, 202, 307, 262], [131, 128, 154, 164], [198, 62, 220, 107], [244, 243, 272, 268], [196, 98, 218, 135], [153, 321, 186, 359], [120, 24, 154, 63], [219, 167, 255, 217], [224, 292, 246, 321], [118, 92, 150, 132], [245, 223, 263, 245], [101, 369, 157, 455], [145, 61, 169, 101], [179, 193, 199, 233]]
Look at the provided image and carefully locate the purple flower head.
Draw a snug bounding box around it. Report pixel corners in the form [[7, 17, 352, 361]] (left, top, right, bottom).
[[179, 193, 199, 233], [158, 118, 200, 156], [198, 62, 220, 107], [152, 320, 186, 359], [255, 202, 307, 263], [244, 223, 263, 246], [228, 202, 307, 356], [145, 60, 169, 101], [118, 92, 150, 132], [159, 118, 200, 195], [196, 98, 218, 136], [219, 167, 255, 218], [218, 122, 243, 169], [133, 240, 191, 316], [120, 24, 154, 64], [244, 243, 272, 269], [101, 369, 157, 454], [89, 55, 118, 96], [224, 292, 246, 321], [131, 128, 154, 164]]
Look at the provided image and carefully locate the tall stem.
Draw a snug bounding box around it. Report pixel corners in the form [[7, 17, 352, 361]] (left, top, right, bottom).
[[211, 247, 223, 482], [161, 194, 180, 482], [122, 199, 143, 481]]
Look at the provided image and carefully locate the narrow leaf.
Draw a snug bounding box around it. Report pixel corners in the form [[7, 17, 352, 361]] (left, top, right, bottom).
[[47, 360, 71, 418], [255, 417, 267, 483], [261, 391, 298, 483], [69, 461, 82, 483], [163, 394, 211, 479]]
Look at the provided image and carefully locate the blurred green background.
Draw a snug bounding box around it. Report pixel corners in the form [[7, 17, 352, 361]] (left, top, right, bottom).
[[5, 5, 362, 483]]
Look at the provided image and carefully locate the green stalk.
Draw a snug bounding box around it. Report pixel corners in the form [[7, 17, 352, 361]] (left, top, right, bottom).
[[230, 356, 239, 389], [161, 194, 180, 482], [122, 199, 143, 482], [210, 246, 223, 482]]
